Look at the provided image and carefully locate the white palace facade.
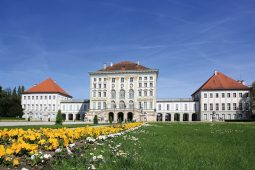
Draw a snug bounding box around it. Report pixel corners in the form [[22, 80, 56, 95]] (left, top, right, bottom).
[[21, 61, 252, 122]]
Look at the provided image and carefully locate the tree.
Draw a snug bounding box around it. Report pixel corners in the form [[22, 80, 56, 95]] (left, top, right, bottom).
[[93, 115, 98, 125], [251, 81, 255, 118], [55, 110, 63, 125], [12, 87, 17, 97]]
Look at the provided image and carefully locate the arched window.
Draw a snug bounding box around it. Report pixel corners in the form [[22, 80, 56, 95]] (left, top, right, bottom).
[[129, 100, 134, 109], [111, 101, 116, 109], [119, 101, 125, 109], [119, 89, 125, 99], [129, 89, 134, 99], [111, 90, 116, 99]]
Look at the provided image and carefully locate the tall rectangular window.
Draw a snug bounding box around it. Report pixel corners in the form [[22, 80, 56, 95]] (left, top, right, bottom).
[[167, 104, 170, 110], [204, 104, 207, 111], [227, 103, 231, 110], [210, 103, 213, 110], [227, 93, 230, 98], [216, 103, 219, 110], [239, 103, 243, 110], [185, 104, 188, 111], [176, 104, 179, 111], [239, 93, 242, 97], [130, 77, 133, 82], [216, 93, 219, 98], [158, 104, 161, 110], [210, 93, 213, 98], [233, 103, 237, 110], [222, 93, 225, 98], [222, 103, 225, 110], [233, 93, 236, 97], [121, 77, 124, 82], [204, 93, 207, 98], [112, 78, 115, 83]]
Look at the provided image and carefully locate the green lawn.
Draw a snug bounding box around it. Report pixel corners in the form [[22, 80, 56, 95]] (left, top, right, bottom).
[[50, 122, 255, 170]]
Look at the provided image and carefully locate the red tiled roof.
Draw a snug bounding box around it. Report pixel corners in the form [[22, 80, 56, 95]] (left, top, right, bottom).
[[192, 71, 250, 95], [98, 61, 150, 71], [23, 78, 72, 97]]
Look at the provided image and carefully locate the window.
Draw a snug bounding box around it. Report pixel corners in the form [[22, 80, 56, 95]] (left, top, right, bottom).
[[150, 90, 153, 96], [103, 92, 106, 97], [227, 93, 230, 98], [98, 102, 101, 109], [49, 96, 51, 100], [139, 90, 142, 97], [222, 93, 225, 98], [121, 77, 124, 82], [111, 90, 116, 99], [185, 104, 188, 111], [167, 104, 170, 110], [32, 96, 34, 100], [129, 101, 134, 109], [144, 77, 147, 81], [222, 103, 225, 110], [176, 104, 179, 111], [144, 83, 147, 87], [24, 96, 26, 100], [204, 104, 207, 111], [112, 78, 115, 83], [28, 96, 30, 100], [245, 103, 249, 110], [119, 101, 125, 109], [150, 102, 153, 109], [210, 103, 213, 110], [40, 96, 42, 100], [139, 83, 142, 87], [144, 102, 147, 109], [144, 90, 147, 96], [233, 93, 236, 97], [104, 78, 107, 81], [150, 83, 153, 87], [239, 103, 242, 110], [130, 77, 134, 82], [139, 77, 142, 81], [93, 91, 96, 97], [36, 96, 38, 100], [158, 104, 161, 110], [94, 78, 96, 82], [239, 93, 242, 97], [139, 102, 142, 109], [99, 78, 101, 81], [150, 76, 153, 80], [119, 89, 125, 99], [233, 103, 237, 110], [216, 103, 219, 110], [104, 84, 106, 88], [99, 84, 101, 88], [129, 89, 134, 99], [98, 92, 101, 97], [53, 96, 56, 100], [204, 93, 207, 98], [210, 93, 213, 98], [111, 101, 115, 109], [227, 103, 231, 110], [216, 93, 219, 98]]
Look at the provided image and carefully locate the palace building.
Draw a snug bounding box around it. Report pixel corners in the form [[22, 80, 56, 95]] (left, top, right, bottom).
[[21, 61, 252, 122]]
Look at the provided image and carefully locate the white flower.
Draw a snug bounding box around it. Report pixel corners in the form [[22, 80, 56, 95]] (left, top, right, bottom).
[[55, 148, 62, 153], [21, 168, 29, 170], [98, 135, 106, 141], [86, 137, 96, 143], [92, 156, 97, 161], [97, 155, 103, 160], [43, 153, 52, 159], [91, 164, 96, 169], [66, 147, 73, 155], [69, 143, 75, 148], [31, 155, 35, 160]]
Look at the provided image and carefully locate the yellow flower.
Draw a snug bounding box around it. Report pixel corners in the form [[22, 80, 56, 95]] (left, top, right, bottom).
[[0, 145, 5, 157], [6, 148, 14, 155], [13, 158, 19, 166]]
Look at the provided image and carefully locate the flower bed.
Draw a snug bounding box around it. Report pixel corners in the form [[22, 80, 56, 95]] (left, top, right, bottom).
[[0, 122, 143, 168]]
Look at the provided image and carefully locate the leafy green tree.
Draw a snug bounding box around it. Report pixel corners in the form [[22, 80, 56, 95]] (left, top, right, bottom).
[[12, 87, 17, 96], [55, 110, 63, 125], [93, 115, 98, 125]]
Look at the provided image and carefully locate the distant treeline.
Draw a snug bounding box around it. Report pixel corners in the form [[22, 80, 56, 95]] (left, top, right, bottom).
[[0, 86, 25, 117]]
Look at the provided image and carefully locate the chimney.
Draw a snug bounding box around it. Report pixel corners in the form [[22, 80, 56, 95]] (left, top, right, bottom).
[[214, 70, 218, 75], [103, 63, 107, 69], [33, 84, 37, 87], [110, 62, 113, 67], [137, 61, 140, 65]]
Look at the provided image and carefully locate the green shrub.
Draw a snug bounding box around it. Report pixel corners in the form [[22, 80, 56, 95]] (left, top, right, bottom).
[[93, 115, 98, 125], [55, 110, 63, 125], [109, 116, 113, 124]]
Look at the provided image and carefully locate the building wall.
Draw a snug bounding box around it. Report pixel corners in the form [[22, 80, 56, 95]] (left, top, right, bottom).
[[200, 90, 251, 121], [87, 70, 158, 122], [156, 100, 198, 121], [21, 93, 71, 120]]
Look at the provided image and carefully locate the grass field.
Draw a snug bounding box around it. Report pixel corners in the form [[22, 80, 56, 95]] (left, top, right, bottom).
[[50, 122, 255, 170]]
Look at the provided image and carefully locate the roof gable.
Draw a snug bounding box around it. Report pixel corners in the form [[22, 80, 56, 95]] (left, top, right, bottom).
[[192, 71, 250, 95], [23, 78, 71, 97]]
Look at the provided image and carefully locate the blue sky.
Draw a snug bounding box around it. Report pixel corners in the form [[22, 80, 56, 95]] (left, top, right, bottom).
[[0, 0, 255, 99]]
